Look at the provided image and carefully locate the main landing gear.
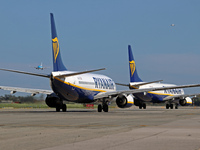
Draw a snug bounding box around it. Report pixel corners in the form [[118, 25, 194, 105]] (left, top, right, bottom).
[[166, 103, 178, 109], [98, 99, 109, 112], [56, 104, 67, 112], [98, 104, 109, 112], [139, 102, 146, 109]]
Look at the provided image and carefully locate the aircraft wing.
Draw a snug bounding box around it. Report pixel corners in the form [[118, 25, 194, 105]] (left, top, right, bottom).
[[0, 68, 50, 78], [116, 80, 163, 87], [0, 68, 106, 78], [94, 83, 200, 100], [163, 93, 199, 101], [0, 86, 52, 96]]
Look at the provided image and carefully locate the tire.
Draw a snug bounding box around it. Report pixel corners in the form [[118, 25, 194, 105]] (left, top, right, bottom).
[[98, 104, 102, 112], [139, 104, 142, 109], [142, 103, 146, 109], [56, 106, 60, 112], [62, 104, 67, 112], [166, 104, 169, 109], [103, 104, 108, 112], [170, 104, 173, 109]]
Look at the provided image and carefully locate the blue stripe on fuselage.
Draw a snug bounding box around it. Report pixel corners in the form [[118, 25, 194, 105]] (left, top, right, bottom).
[[133, 92, 172, 103]]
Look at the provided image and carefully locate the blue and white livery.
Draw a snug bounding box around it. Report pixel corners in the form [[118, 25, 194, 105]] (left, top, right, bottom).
[[119, 45, 198, 109], [1, 14, 200, 112]]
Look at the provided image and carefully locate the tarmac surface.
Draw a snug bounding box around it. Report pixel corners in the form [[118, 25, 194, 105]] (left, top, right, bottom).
[[0, 106, 200, 150]]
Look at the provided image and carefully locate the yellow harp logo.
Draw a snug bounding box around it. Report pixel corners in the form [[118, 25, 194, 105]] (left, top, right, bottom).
[[129, 60, 135, 77], [52, 37, 59, 62]]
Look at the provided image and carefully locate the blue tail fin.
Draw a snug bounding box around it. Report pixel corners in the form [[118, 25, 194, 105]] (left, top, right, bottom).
[[128, 45, 143, 82], [50, 13, 67, 71]]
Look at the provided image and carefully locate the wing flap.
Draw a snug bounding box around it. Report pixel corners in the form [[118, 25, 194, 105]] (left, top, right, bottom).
[[116, 80, 163, 88]]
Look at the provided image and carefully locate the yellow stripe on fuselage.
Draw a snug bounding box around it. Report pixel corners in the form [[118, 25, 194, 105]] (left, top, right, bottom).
[[130, 85, 174, 96], [54, 77, 107, 92]]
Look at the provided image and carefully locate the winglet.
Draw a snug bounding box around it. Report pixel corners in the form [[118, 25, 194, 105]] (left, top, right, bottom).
[[128, 45, 143, 82], [50, 13, 67, 71]]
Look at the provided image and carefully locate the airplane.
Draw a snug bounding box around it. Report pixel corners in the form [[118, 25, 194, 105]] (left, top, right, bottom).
[[117, 45, 199, 109], [1, 13, 200, 112], [34, 62, 49, 70]]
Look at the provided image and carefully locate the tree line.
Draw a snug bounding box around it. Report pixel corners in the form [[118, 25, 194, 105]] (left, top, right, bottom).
[[0, 94, 200, 106], [0, 94, 45, 103]]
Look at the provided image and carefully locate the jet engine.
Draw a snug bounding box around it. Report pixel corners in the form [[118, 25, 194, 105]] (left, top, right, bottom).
[[179, 97, 192, 106], [45, 93, 62, 108], [116, 94, 134, 108]]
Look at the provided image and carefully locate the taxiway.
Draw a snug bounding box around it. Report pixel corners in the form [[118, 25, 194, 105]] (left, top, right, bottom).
[[0, 106, 200, 150]]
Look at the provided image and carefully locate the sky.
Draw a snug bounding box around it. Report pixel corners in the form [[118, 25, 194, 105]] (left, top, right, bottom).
[[0, 0, 200, 96]]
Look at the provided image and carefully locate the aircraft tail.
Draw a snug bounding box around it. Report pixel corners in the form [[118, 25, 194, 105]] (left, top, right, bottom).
[[50, 13, 67, 71], [128, 45, 143, 82]]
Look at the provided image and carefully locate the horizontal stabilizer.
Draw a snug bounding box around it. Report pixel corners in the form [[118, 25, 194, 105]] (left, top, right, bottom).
[[129, 80, 163, 88], [0, 68, 50, 78], [116, 80, 163, 88], [54, 68, 106, 78], [115, 83, 129, 87]]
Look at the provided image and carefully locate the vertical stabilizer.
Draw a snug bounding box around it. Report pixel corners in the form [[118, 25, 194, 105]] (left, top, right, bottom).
[[128, 45, 143, 82], [50, 13, 67, 71]]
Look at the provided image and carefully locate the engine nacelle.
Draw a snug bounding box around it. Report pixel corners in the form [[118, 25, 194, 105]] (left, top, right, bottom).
[[45, 93, 62, 108], [179, 97, 192, 106], [116, 94, 134, 108]]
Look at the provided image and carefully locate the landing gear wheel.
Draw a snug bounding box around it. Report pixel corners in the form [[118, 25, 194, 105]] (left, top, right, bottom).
[[170, 104, 173, 109], [62, 104, 67, 112], [56, 105, 60, 112], [175, 104, 178, 109], [142, 103, 146, 109], [166, 104, 169, 109], [139, 103, 142, 109], [98, 104, 102, 112], [103, 104, 108, 112]]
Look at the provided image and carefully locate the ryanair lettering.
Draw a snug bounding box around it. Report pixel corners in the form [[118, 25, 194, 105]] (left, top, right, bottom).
[[93, 77, 115, 90], [164, 89, 182, 95]]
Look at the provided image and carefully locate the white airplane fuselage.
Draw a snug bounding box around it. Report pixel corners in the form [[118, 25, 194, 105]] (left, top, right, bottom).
[[51, 71, 116, 103], [130, 82, 184, 103]]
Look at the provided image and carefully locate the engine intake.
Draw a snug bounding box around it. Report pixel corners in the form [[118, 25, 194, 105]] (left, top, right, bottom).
[[179, 97, 192, 106], [45, 93, 62, 108], [116, 94, 134, 108]]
